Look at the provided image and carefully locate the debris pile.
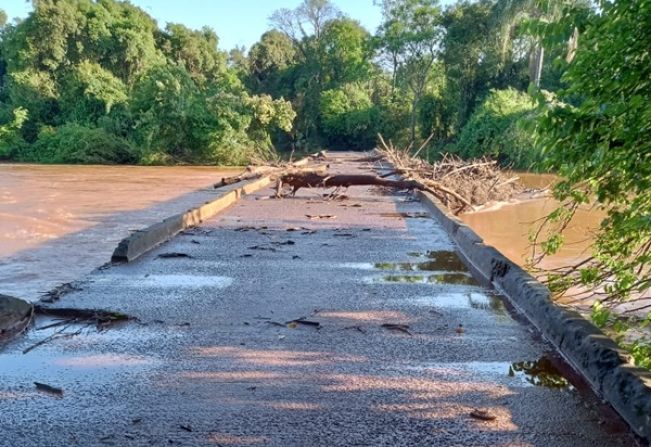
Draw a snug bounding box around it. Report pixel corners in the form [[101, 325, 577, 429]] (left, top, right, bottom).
[[216, 141, 527, 215], [377, 135, 526, 214]]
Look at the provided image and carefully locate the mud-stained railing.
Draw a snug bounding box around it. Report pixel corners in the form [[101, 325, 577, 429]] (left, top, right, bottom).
[[111, 157, 314, 263], [111, 176, 272, 262]]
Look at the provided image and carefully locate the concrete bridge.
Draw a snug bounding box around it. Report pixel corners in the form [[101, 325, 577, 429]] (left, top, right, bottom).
[[0, 154, 641, 446]]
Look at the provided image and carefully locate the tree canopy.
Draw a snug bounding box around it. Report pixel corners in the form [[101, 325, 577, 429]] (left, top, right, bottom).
[[0, 0, 294, 165]]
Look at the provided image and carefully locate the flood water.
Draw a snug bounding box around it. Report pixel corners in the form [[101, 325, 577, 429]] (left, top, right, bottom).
[[0, 166, 602, 303], [0, 164, 239, 301], [461, 173, 604, 271]]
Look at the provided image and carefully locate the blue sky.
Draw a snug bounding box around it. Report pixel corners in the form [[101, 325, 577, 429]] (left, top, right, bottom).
[[1, 0, 384, 51]]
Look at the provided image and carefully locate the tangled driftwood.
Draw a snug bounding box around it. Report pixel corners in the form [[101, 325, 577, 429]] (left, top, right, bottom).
[[376, 134, 525, 214], [215, 142, 524, 215]]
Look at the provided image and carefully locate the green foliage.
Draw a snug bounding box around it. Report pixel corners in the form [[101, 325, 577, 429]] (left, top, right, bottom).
[[627, 338, 651, 370], [156, 24, 227, 85], [453, 88, 540, 169], [130, 64, 210, 162], [320, 19, 373, 87], [377, 0, 444, 142], [21, 123, 137, 164], [590, 301, 611, 329], [0, 107, 28, 158], [0, 0, 295, 165], [248, 30, 296, 96], [535, 0, 651, 303], [60, 60, 128, 123], [320, 83, 380, 150]]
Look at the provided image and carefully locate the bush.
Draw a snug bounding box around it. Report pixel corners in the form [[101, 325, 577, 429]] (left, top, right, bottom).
[[22, 124, 138, 164], [453, 88, 540, 170], [320, 83, 380, 150], [0, 107, 28, 159]]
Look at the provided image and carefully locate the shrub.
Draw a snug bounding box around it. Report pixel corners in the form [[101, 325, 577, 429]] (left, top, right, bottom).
[[22, 124, 138, 164], [320, 83, 380, 150], [0, 107, 28, 159], [453, 88, 540, 170]]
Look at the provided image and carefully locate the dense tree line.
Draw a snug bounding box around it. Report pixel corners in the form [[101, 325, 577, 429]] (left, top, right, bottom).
[[240, 0, 590, 168], [0, 0, 588, 166], [0, 0, 294, 164]]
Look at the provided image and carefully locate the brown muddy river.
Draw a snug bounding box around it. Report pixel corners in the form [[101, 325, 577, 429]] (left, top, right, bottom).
[[0, 165, 602, 303], [461, 173, 603, 271], [0, 164, 239, 301]]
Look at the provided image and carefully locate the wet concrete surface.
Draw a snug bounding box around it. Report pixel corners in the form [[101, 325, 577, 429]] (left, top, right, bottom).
[[0, 154, 637, 446]]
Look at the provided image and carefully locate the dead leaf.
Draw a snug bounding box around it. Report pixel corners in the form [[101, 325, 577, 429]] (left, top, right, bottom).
[[306, 214, 336, 220], [157, 252, 193, 259], [470, 409, 496, 421], [381, 323, 412, 336]]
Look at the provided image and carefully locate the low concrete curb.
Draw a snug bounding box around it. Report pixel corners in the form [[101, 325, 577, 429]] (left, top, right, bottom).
[[111, 175, 272, 262], [417, 190, 651, 442]]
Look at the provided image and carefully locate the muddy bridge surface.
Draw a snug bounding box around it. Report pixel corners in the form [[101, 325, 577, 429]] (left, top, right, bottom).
[[0, 154, 635, 446]]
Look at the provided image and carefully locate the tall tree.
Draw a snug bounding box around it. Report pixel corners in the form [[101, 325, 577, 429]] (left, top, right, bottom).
[[270, 0, 341, 144], [377, 0, 444, 143], [156, 24, 227, 85], [248, 30, 296, 96]]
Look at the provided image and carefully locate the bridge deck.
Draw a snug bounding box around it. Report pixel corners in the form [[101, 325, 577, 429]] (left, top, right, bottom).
[[0, 154, 633, 446]]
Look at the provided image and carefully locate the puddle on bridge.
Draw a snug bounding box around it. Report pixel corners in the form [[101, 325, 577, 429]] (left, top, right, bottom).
[[394, 292, 504, 312], [343, 250, 470, 277], [0, 317, 162, 385], [404, 355, 572, 389], [372, 273, 477, 286], [509, 356, 571, 388], [406, 250, 469, 270], [0, 316, 171, 392], [374, 258, 468, 273]]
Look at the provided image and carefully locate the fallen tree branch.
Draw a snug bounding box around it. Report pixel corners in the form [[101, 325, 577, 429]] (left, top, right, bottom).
[[277, 171, 475, 213], [279, 172, 422, 193], [214, 166, 276, 188]]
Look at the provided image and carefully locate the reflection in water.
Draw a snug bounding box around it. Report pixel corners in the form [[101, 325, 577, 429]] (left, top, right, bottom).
[[378, 251, 468, 272], [404, 356, 571, 389], [392, 293, 504, 314], [468, 293, 504, 312], [96, 274, 233, 289], [373, 273, 477, 285], [509, 356, 570, 388], [0, 164, 239, 300]]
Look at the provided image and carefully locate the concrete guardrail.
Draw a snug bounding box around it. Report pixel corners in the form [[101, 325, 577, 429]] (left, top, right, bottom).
[[417, 190, 651, 442]]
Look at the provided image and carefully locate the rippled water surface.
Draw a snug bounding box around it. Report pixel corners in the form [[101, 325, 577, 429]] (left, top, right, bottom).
[[461, 173, 604, 270], [0, 164, 239, 300]]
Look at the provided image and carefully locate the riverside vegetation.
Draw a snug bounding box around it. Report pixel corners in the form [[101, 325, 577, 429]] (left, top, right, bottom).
[[0, 0, 649, 365]]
